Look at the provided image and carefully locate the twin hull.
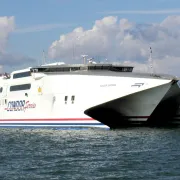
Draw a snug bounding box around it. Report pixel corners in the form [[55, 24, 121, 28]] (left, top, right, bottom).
[[0, 73, 178, 129]]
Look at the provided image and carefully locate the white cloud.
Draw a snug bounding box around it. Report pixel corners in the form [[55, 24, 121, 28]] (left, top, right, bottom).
[[48, 15, 180, 76], [160, 15, 180, 28], [0, 16, 36, 71], [0, 16, 15, 53]]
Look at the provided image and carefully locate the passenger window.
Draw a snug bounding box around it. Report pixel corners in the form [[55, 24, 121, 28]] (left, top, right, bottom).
[[13, 71, 31, 79], [71, 96, 75, 101], [10, 84, 31, 91], [71, 96, 75, 104], [65, 96, 68, 104]]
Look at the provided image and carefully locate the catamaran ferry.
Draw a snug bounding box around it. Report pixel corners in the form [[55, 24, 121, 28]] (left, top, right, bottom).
[[0, 61, 180, 129]]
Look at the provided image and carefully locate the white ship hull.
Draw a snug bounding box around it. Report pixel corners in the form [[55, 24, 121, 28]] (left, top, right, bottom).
[[85, 79, 177, 127], [0, 64, 178, 129], [147, 80, 180, 125]]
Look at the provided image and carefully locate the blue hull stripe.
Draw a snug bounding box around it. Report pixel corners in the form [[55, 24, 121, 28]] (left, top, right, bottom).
[[0, 123, 104, 126]]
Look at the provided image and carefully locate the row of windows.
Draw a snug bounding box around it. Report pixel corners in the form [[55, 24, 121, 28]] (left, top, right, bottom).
[[0, 84, 30, 93], [13, 71, 31, 79], [10, 84, 31, 92], [65, 95, 75, 101], [65, 96, 75, 104]]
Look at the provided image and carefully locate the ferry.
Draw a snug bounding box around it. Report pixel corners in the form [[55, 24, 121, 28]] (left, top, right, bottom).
[[0, 60, 180, 129]]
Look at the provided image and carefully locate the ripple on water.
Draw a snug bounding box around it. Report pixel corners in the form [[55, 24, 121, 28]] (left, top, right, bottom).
[[0, 127, 180, 180]]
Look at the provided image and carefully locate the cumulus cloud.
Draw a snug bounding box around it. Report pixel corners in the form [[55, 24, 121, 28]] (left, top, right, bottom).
[[0, 16, 14, 53], [48, 15, 180, 75], [0, 16, 36, 72]]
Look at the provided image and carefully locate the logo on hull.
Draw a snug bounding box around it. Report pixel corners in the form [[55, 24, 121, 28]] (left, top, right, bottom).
[[131, 83, 144, 88], [5, 100, 36, 112]]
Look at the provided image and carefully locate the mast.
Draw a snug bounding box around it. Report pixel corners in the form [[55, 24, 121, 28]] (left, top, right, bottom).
[[149, 47, 154, 75], [42, 50, 46, 65], [81, 55, 88, 65], [73, 43, 75, 61]]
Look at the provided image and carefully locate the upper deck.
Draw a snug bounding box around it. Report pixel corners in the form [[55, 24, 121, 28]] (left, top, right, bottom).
[[29, 63, 178, 80], [2, 63, 178, 82], [30, 64, 134, 73]]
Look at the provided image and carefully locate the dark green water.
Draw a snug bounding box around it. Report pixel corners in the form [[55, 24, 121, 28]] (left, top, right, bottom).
[[0, 127, 180, 180]]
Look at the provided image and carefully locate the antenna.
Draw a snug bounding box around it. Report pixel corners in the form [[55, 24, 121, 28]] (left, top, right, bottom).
[[0, 65, 3, 74], [81, 55, 88, 65], [42, 50, 46, 65], [73, 43, 75, 61], [148, 47, 154, 75]]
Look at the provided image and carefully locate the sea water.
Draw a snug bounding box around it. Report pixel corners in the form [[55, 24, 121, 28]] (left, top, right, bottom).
[[0, 127, 180, 180]]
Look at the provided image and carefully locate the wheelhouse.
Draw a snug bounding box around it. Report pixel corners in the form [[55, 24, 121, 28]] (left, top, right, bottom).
[[30, 64, 134, 73]]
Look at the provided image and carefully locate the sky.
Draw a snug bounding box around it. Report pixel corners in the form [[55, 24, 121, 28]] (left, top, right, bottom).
[[1, 0, 180, 75]]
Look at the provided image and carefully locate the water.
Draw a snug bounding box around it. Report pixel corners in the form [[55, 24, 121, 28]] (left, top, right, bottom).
[[0, 127, 180, 180]]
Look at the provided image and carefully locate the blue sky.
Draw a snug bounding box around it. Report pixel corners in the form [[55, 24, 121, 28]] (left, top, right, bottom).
[[1, 0, 180, 73]]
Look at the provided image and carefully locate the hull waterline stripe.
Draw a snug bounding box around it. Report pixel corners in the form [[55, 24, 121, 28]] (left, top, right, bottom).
[[0, 126, 110, 130], [0, 124, 110, 129], [0, 123, 104, 125], [0, 118, 94, 121], [0, 116, 150, 121]]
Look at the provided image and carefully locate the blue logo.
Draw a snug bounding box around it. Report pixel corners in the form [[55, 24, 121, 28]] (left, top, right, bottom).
[[5, 100, 36, 111]]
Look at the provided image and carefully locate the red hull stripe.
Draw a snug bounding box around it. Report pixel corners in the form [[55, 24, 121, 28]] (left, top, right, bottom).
[[0, 118, 94, 121], [0, 116, 151, 121]]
